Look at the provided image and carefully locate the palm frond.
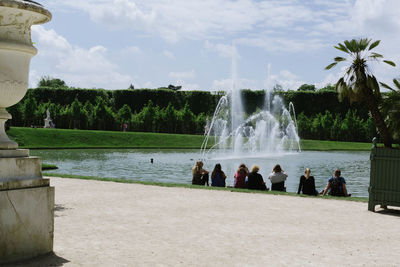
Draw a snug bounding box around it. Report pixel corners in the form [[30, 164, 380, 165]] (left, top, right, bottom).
[[359, 38, 371, 51], [325, 62, 338, 70], [368, 40, 380, 50], [380, 82, 395, 91], [383, 60, 396, 67], [393, 79, 400, 90], [369, 52, 383, 59], [334, 43, 349, 53], [344, 40, 354, 52], [334, 57, 346, 62], [345, 67, 353, 76]]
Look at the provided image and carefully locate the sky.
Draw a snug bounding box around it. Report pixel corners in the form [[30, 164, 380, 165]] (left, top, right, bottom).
[[30, 0, 400, 91]]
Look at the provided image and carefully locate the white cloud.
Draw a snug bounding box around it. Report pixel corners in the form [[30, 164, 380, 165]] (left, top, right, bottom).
[[180, 82, 201, 91], [123, 46, 142, 55], [31, 25, 133, 89], [162, 50, 175, 60], [141, 81, 153, 88], [45, 0, 400, 54], [211, 78, 257, 91], [204, 41, 240, 58], [264, 69, 304, 91], [235, 36, 326, 53], [28, 69, 41, 88], [168, 70, 199, 90], [169, 70, 195, 80], [34, 0, 400, 89], [48, 0, 333, 46], [32, 25, 71, 56]]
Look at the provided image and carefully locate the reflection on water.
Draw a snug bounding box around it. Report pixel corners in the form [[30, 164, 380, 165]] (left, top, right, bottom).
[[31, 149, 370, 197]]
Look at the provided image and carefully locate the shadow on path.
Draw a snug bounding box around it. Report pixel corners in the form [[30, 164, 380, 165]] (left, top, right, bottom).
[[54, 203, 70, 217], [375, 207, 400, 217], [3, 252, 69, 267]]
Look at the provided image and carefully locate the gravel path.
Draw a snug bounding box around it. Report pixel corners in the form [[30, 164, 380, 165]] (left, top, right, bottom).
[[12, 177, 400, 266]]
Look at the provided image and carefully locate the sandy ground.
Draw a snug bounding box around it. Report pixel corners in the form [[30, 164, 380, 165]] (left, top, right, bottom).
[[10, 177, 400, 267]]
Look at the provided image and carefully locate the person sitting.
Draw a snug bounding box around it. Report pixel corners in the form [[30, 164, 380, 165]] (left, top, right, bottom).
[[234, 163, 248, 188], [211, 163, 227, 187], [297, 168, 318, 196], [268, 164, 288, 191], [322, 169, 350, 197], [246, 165, 268, 191], [192, 160, 209, 186]]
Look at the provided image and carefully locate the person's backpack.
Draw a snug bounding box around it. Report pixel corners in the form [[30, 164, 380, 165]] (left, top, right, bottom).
[[329, 178, 343, 196]]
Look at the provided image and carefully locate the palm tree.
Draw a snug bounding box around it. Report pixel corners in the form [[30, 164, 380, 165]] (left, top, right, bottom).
[[326, 38, 396, 148]]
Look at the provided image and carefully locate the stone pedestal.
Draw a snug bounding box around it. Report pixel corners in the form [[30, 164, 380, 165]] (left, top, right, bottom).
[[0, 1, 54, 263], [0, 151, 54, 264], [44, 118, 51, 128]]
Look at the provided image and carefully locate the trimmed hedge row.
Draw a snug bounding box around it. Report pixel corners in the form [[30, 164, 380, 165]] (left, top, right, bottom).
[[22, 87, 369, 119]]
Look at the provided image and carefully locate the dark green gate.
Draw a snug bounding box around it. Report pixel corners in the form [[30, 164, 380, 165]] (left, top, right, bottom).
[[368, 145, 400, 211]]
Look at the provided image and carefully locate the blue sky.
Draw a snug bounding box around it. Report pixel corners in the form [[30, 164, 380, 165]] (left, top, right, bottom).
[[30, 0, 400, 91]]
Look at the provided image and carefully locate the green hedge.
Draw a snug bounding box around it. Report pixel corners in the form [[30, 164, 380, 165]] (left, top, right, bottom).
[[6, 87, 374, 139], [19, 87, 370, 119]]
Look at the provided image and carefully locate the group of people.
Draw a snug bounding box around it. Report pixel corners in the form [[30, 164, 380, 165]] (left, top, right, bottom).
[[191, 161, 351, 197]]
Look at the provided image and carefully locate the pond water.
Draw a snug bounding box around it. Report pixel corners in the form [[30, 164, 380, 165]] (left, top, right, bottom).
[[32, 149, 371, 197]]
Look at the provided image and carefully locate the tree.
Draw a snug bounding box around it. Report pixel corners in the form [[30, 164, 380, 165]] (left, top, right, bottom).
[[38, 76, 67, 88], [94, 96, 115, 130], [167, 84, 182, 91], [319, 84, 335, 91], [297, 84, 316, 91], [273, 84, 283, 92], [22, 95, 38, 126], [117, 104, 132, 125], [70, 98, 82, 129], [128, 84, 135, 90], [325, 38, 396, 147]]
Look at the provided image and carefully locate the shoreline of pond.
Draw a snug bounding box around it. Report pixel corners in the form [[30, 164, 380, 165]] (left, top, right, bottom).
[[43, 173, 369, 203]]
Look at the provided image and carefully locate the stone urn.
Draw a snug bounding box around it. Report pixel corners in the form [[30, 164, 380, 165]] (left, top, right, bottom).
[[0, 0, 51, 149], [0, 0, 53, 264]]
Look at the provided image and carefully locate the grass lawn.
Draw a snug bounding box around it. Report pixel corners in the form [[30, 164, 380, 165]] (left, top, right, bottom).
[[8, 127, 215, 149], [8, 127, 375, 151], [43, 172, 368, 203]]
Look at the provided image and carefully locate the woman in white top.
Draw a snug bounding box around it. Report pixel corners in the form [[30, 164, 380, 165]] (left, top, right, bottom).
[[268, 164, 288, 191]]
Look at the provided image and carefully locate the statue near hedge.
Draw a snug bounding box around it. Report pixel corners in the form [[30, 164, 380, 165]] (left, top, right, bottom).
[[326, 38, 396, 148]]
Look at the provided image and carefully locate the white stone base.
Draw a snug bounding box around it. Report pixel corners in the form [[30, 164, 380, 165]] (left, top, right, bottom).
[[0, 153, 54, 264], [0, 179, 54, 264], [0, 155, 42, 181]]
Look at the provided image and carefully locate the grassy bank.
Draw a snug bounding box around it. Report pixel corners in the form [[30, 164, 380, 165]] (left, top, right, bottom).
[[8, 127, 374, 150], [43, 173, 368, 203], [8, 127, 215, 149]]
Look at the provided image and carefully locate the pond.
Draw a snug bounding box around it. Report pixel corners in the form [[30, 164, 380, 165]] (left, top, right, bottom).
[[32, 149, 371, 197]]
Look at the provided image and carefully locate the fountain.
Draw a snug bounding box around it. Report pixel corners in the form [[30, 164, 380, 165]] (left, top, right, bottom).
[[201, 58, 301, 160]]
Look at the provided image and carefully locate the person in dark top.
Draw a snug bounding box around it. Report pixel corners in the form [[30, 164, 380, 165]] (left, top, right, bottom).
[[322, 169, 350, 197], [211, 163, 226, 187], [234, 163, 248, 188], [192, 160, 209, 186], [297, 168, 318, 196], [246, 165, 268, 191]]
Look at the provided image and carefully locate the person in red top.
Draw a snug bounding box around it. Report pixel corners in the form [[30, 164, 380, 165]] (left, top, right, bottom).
[[234, 163, 248, 188]]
